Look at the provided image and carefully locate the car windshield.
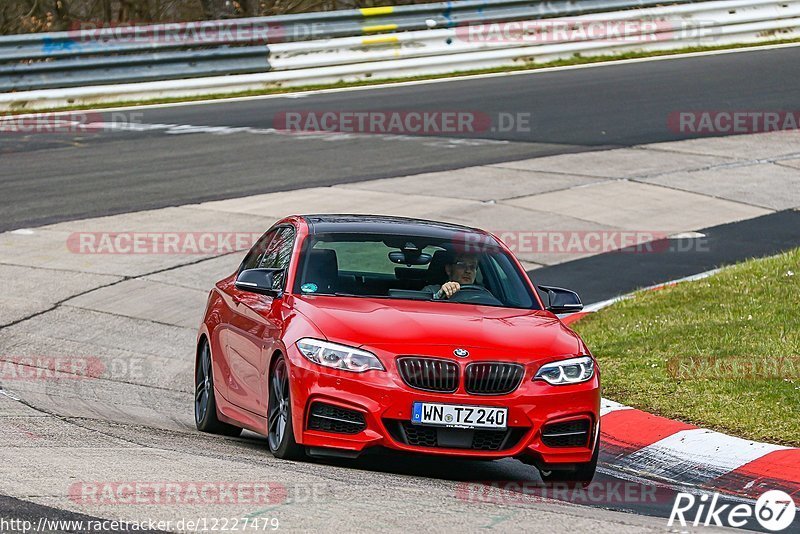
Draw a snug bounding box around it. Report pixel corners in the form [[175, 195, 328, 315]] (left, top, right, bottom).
[[293, 232, 540, 310]]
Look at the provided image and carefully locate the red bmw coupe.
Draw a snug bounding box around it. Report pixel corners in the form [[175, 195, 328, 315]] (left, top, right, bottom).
[[196, 215, 600, 482]]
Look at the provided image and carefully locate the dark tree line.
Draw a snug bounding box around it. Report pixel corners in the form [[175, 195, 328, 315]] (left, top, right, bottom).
[[0, 0, 428, 34]]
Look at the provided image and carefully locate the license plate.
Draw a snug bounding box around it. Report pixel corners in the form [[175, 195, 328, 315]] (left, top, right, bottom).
[[411, 402, 507, 429]]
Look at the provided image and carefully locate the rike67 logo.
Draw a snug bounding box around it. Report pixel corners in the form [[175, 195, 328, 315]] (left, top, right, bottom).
[[669, 490, 796, 531]]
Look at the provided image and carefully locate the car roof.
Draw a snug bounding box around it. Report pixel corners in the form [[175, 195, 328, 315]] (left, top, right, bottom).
[[301, 214, 490, 240]]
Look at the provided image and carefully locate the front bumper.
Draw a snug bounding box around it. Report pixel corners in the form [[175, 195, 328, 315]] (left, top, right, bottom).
[[286, 344, 600, 465]]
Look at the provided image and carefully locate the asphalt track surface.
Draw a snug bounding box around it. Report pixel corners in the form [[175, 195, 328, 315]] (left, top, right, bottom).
[[534, 209, 800, 304], [0, 462, 783, 534], [3, 224, 799, 532], [2, 46, 800, 533], [2, 45, 800, 231]]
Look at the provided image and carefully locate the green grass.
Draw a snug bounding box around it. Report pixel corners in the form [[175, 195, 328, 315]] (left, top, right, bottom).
[[572, 248, 800, 446], [6, 37, 800, 115]]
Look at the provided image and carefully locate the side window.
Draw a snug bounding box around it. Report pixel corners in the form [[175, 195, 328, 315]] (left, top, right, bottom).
[[239, 231, 276, 273], [257, 226, 295, 288]]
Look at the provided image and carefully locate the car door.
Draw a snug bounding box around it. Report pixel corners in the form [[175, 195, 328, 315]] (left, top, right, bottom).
[[212, 230, 272, 405], [222, 226, 295, 415]]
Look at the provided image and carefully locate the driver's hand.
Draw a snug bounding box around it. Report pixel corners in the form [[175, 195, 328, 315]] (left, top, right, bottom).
[[440, 281, 461, 298]]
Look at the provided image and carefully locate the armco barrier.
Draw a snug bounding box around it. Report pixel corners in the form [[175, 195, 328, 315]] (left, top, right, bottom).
[[266, 0, 800, 71], [1, 0, 693, 92], [0, 0, 694, 58], [1, 0, 799, 110]]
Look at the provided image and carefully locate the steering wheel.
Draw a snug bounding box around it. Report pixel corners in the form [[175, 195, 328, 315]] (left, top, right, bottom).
[[441, 284, 503, 305]]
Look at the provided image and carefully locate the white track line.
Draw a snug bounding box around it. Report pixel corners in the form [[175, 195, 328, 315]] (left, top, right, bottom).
[[583, 268, 722, 313]]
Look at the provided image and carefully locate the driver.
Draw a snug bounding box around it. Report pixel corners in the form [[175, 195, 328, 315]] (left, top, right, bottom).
[[424, 253, 479, 299]]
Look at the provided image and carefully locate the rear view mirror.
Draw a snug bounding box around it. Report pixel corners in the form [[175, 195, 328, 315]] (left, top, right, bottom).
[[538, 285, 583, 314], [235, 268, 284, 297], [388, 250, 432, 266]]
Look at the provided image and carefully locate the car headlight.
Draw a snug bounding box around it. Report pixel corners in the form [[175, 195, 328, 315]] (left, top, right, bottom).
[[296, 338, 384, 373], [534, 356, 595, 385]]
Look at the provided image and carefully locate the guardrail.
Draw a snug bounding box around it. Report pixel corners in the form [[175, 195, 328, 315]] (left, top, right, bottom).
[[1, 0, 699, 92], [0, 0, 694, 57], [267, 0, 800, 71], [0, 0, 798, 110]]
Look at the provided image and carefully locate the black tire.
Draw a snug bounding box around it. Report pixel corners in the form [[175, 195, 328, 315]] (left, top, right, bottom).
[[267, 356, 306, 460], [195, 339, 242, 437], [539, 435, 599, 485]]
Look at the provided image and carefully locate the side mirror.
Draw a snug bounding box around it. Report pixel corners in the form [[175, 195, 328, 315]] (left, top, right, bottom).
[[538, 285, 583, 314], [235, 268, 284, 298]]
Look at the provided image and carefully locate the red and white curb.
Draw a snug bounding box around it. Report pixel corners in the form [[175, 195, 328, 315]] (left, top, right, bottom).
[[599, 399, 800, 503], [561, 269, 800, 505]]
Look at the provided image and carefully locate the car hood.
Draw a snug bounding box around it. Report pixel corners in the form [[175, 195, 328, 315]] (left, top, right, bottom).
[[291, 295, 582, 358]]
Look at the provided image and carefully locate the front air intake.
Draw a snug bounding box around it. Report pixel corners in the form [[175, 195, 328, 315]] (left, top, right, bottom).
[[307, 402, 366, 434], [464, 362, 525, 395], [541, 419, 591, 448], [397, 357, 459, 393]]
